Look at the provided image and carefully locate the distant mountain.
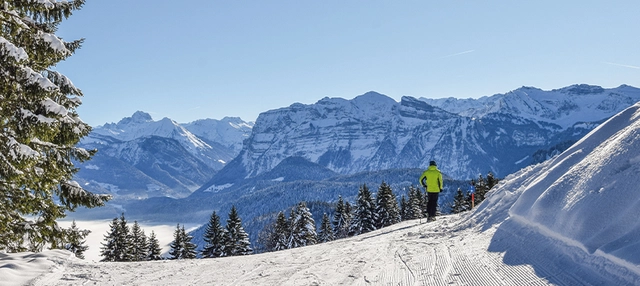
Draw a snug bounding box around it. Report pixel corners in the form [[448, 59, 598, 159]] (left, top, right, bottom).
[[73, 112, 253, 201], [421, 84, 640, 129], [206, 84, 640, 185], [183, 117, 254, 154]]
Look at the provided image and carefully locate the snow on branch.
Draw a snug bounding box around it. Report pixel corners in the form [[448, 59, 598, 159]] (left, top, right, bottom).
[[41, 97, 68, 116], [59, 180, 112, 209], [45, 70, 82, 97], [6, 137, 40, 160], [0, 36, 29, 61], [22, 67, 57, 90], [38, 31, 70, 55]]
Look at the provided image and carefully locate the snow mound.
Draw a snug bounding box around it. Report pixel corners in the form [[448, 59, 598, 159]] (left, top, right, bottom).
[[473, 101, 640, 283], [0, 250, 73, 286]]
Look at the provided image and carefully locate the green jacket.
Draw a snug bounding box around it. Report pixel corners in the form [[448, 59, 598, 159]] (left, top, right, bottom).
[[419, 166, 443, 193]]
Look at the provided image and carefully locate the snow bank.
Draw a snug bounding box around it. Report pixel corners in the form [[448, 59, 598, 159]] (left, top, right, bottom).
[[474, 101, 640, 282], [0, 250, 73, 286]]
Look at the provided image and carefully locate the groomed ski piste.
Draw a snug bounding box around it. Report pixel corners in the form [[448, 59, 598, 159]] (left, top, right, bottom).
[[3, 102, 640, 285]]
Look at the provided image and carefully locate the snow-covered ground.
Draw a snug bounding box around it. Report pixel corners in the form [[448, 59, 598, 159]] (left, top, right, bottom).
[[3, 102, 640, 285], [4, 216, 556, 286]]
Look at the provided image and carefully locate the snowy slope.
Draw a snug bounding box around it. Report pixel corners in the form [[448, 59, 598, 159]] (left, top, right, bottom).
[[6, 101, 640, 285], [477, 101, 640, 268]]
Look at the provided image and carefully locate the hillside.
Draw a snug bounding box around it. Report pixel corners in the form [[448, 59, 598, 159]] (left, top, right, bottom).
[[4, 102, 640, 285]]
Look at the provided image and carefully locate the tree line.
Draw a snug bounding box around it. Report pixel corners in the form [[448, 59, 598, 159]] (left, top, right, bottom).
[[99, 214, 163, 262], [451, 172, 499, 214], [99, 205, 253, 261], [258, 181, 429, 253], [98, 173, 499, 261]]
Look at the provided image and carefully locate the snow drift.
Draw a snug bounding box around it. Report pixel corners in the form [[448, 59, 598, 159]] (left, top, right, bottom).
[[473, 101, 640, 283]]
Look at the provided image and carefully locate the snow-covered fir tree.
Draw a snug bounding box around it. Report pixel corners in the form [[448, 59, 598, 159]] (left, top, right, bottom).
[[0, 0, 111, 252], [451, 188, 471, 214], [201, 211, 226, 258], [318, 213, 334, 243], [375, 181, 400, 228], [63, 220, 90, 259], [169, 224, 197, 260], [130, 221, 148, 262], [332, 196, 351, 239], [487, 172, 499, 190], [290, 202, 317, 247], [223, 206, 252, 256], [344, 201, 353, 235], [168, 224, 183, 260], [273, 211, 290, 251], [146, 231, 163, 261], [400, 195, 410, 221], [408, 185, 425, 220], [100, 214, 131, 262], [180, 225, 197, 259], [352, 184, 376, 235]]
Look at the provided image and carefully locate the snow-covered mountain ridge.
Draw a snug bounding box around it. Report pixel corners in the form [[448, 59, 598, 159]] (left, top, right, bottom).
[[90, 111, 253, 167], [218, 84, 640, 183], [421, 84, 640, 129], [73, 112, 253, 201]]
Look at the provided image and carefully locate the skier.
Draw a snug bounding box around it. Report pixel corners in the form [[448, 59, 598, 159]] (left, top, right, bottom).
[[419, 160, 443, 222]]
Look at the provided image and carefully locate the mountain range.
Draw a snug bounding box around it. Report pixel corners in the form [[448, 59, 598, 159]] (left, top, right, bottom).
[[74, 112, 252, 200], [69, 84, 640, 248], [203, 84, 640, 186]]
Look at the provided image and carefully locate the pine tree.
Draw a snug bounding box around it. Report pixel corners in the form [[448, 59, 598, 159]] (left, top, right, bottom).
[[130, 221, 148, 262], [290, 202, 317, 247], [353, 184, 376, 235], [223, 206, 252, 256], [0, 0, 111, 252], [332, 196, 351, 239], [375, 181, 400, 228], [146, 231, 163, 261], [451, 188, 470, 214], [100, 214, 130, 262], [400, 195, 409, 221], [117, 214, 132, 261], [344, 201, 354, 236], [273, 211, 290, 251], [100, 218, 119, 262], [421, 187, 429, 218], [180, 225, 197, 259], [476, 174, 488, 202], [169, 224, 183, 260], [318, 213, 334, 243], [486, 171, 498, 189], [408, 185, 424, 220], [201, 211, 226, 258], [63, 220, 90, 259]]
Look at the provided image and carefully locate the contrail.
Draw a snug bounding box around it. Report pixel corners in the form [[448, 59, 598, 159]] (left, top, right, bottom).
[[603, 61, 640, 69], [438, 50, 475, 59]]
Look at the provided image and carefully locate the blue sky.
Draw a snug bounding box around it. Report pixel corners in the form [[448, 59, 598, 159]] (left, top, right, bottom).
[[56, 0, 640, 126]]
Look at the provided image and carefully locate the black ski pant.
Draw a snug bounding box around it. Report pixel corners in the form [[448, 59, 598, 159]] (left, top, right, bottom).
[[427, 192, 439, 218]]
